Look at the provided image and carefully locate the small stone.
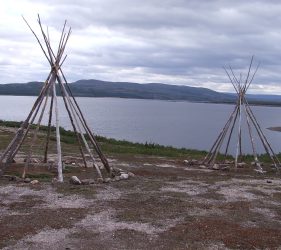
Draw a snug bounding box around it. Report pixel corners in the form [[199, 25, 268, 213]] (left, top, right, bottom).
[[221, 166, 230, 171], [190, 159, 198, 165], [225, 160, 233, 164], [97, 178, 104, 183], [183, 160, 189, 165], [30, 180, 39, 185], [24, 178, 31, 183], [237, 162, 246, 168], [69, 176, 81, 185], [52, 177, 58, 184], [8, 175, 20, 181], [128, 172, 135, 177], [103, 178, 111, 183], [120, 173, 129, 180], [198, 165, 207, 169], [254, 169, 266, 174], [266, 180, 272, 183], [114, 176, 121, 181], [212, 164, 220, 170]]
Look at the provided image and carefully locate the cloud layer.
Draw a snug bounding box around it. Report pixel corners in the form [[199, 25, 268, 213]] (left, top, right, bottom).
[[1, 0, 281, 93]]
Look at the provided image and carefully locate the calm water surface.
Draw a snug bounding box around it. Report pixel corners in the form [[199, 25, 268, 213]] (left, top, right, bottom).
[[1, 96, 281, 154]]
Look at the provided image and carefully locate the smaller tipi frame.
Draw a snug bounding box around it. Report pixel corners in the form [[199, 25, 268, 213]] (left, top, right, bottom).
[[203, 57, 280, 171], [0, 15, 113, 182]]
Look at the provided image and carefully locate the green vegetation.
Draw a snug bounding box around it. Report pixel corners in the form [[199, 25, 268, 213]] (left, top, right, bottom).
[[0, 119, 207, 158], [0, 119, 278, 161]]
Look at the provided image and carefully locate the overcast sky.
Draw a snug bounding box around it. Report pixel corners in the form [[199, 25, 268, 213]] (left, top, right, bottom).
[[1, 0, 281, 93]]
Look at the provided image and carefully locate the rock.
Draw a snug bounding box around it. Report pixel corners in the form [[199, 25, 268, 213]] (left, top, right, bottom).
[[114, 176, 121, 181], [190, 159, 198, 165], [51, 177, 58, 185], [212, 164, 220, 170], [69, 176, 81, 185], [103, 178, 111, 183], [270, 164, 277, 168], [254, 169, 266, 174], [81, 179, 95, 185], [221, 166, 230, 171], [24, 158, 39, 163], [30, 180, 39, 185], [120, 173, 129, 180], [237, 162, 246, 168], [97, 178, 104, 183], [225, 160, 233, 164], [266, 180, 272, 183], [183, 160, 189, 165], [24, 178, 31, 183], [198, 165, 207, 169], [8, 175, 20, 181], [128, 172, 135, 177]]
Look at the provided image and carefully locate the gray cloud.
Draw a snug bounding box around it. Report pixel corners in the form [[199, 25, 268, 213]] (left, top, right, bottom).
[[1, 0, 281, 93]]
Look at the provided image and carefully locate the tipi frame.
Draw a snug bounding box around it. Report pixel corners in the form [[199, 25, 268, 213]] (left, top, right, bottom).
[[203, 57, 280, 171], [0, 16, 113, 182]]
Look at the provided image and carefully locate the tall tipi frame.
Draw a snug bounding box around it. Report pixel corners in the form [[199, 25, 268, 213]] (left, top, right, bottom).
[[203, 57, 280, 171], [0, 16, 113, 182]]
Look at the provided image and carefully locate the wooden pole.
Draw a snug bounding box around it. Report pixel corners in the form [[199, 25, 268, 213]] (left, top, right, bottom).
[[52, 79, 63, 182], [44, 89, 54, 163]]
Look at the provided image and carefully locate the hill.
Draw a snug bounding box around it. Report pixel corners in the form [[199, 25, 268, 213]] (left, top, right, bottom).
[[0, 79, 280, 105]]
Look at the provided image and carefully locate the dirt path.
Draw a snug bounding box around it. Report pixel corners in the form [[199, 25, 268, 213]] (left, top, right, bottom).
[[1, 156, 281, 249]]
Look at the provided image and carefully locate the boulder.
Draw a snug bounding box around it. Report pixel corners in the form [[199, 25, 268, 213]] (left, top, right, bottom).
[[69, 176, 81, 185], [183, 160, 189, 165]]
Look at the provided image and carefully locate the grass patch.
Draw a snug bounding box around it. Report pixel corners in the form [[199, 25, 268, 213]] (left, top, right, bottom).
[[0, 119, 275, 160]]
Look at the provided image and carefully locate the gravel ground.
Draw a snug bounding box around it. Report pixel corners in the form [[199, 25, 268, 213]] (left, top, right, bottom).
[[1, 155, 281, 249]]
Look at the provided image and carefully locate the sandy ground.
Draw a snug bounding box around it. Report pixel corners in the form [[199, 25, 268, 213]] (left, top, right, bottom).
[[1, 155, 281, 250]]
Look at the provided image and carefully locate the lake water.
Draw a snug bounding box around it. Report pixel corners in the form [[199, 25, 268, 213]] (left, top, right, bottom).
[[1, 95, 281, 154]]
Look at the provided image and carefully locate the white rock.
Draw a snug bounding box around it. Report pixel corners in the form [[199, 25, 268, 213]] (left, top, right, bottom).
[[30, 180, 39, 185], [120, 173, 129, 180], [128, 172, 135, 177], [198, 165, 207, 169], [212, 164, 220, 170], [237, 162, 246, 168], [70, 176, 81, 185], [183, 160, 189, 165], [254, 169, 266, 174]]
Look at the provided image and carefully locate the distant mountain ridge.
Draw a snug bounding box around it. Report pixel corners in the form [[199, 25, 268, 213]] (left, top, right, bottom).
[[0, 79, 280, 105]]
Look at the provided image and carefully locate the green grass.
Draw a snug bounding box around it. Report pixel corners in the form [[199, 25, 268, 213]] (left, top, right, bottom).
[[0, 119, 278, 161], [0, 119, 208, 158]]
